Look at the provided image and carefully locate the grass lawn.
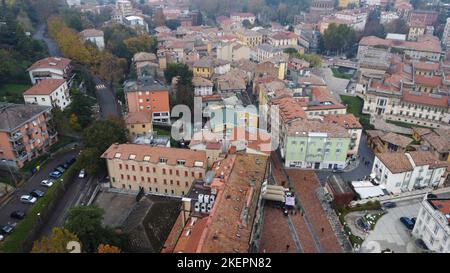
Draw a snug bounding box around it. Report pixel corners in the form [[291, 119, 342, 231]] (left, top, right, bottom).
[[331, 67, 354, 80], [0, 84, 29, 104], [340, 95, 374, 130]]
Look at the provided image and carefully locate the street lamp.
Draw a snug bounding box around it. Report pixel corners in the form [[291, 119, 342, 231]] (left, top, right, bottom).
[[1, 159, 17, 188]]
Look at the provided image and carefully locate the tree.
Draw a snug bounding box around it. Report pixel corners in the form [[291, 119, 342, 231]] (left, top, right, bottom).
[[66, 90, 94, 129], [321, 23, 356, 55], [97, 244, 121, 253], [123, 34, 157, 56], [242, 19, 252, 29], [165, 19, 181, 30], [65, 206, 126, 253], [98, 52, 127, 85], [76, 147, 104, 175], [31, 228, 80, 253], [153, 8, 166, 27], [82, 118, 127, 153], [69, 113, 82, 131]]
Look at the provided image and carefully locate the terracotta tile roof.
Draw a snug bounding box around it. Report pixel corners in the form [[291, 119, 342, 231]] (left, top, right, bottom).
[[287, 119, 350, 138], [428, 199, 450, 223], [124, 112, 152, 124], [101, 143, 207, 168], [230, 12, 255, 18], [192, 76, 213, 87], [376, 152, 413, 173], [422, 132, 450, 153], [199, 154, 268, 252], [366, 130, 386, 138], [412, 127, 432, 137], [408, 151, 448, 169], [322, 114, 363, 129], [23, 79, 66, 96], [27, 57, 72, 71], [270, 96, 307, 122], [413, 61, 440, 71], [380, 132, 412, 148], [229, 127, 272, 155], [402, 91, 449, 108], [307, 87, 346, 110], [79, 28, 103, 37], [360, 35, 442, 53], [415, 74, 442, 87], [270, 31, 298, 40]]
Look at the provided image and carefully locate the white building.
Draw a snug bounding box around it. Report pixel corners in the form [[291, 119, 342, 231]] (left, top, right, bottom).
[[79, 29, 105, 50], [443, 18, 450, 51], [23, 79, 71, 110], [230, 12, 256, 25], [372, 151, 447, 194], [192, 77, 214, 96], [412, 195, 450, 253], [380, 11, 400, 25], [66, 0, 80, 6], [116, 0, 133, 17], [125, 15, 149, 33], [27, 57, 72, 85], [255, 43, 283, 62]]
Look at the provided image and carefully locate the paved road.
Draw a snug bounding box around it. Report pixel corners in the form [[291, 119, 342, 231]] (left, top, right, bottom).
[[36, 176, 96, 238], [360, 198, 422, 253], [316, 132, 375, 185], [32, 24, 60, 56], [93, 78, 122, 119], [0, 150, 78, 227]]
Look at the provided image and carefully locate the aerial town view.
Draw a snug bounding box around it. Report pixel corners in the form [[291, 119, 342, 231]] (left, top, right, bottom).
[[1, 0, 450, 260]]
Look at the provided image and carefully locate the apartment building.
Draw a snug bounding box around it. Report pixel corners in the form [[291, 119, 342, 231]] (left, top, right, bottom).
[[101, 144, 207, 197], [235, 29, 263, 48], [372, 151, 447, 194], [192, 57, 230, 79], [282, 119, 351, 170], [27, 57, 73, 85], [408, 22, 427, 41], [443, 18, 450, 51], [0, 103, 57, 169], [362, 79, 450, 129], [216, 42, 250, 62], [230, 12, 256, 25], [412, 195, 450, 253], [358, 35, 442, 62], [23, 79, 71, 111], [320, 8, 368, 33], [323, 114, 362, 156], [267, 32, 298, 48], [162, 153, 269, 253], [255, 44, 283, 63], [124, 77, 170, 124], [192, 77, 214, 97], [124, 112, 153, 142]]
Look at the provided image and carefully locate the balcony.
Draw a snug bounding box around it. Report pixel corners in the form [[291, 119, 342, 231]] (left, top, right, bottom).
[[17, 152, 29, 161], [12, 142, 25, 150]]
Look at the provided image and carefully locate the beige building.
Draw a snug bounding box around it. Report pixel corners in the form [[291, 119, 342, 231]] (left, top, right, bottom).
[[102, 144, 207, 197], [125, 112, 153, 141], [235, 29, 263, 48]]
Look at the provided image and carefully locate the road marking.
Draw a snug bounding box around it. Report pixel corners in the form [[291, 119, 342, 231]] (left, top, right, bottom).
[[96, 84, 106, 90]]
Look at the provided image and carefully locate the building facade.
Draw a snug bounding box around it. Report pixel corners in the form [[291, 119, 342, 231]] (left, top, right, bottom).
[[102, 144, 207, 197], [0, 103, 57, 169], [412, 195, 450, 253], [23, 79, 71, 110]]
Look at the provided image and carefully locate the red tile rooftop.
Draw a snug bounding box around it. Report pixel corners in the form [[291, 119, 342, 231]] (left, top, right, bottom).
[[23, 79, 66, 96]]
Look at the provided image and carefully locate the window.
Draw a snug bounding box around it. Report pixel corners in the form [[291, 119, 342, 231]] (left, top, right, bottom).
[[146, 167, 150, 173], [163, 169, 166, 175], [120, 174, 124, 179], [132, 165, 135, 171], [154, 178, 157, 183], [176, 170, 179, 176], [164, 179, 167, 185], [160, 157, 167, 163], [140, 166, 143, 172], [119, 164, 122, 170], [177, 181, 180, 186], [133, 176, 136, 181], [185, 181, 189, 187], [177, 160, 186, 166], [169, 169, 172, 175]]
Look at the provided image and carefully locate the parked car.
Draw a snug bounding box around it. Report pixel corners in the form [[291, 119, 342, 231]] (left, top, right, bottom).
[[382, 201, 397, 209], [0, 234, 4, 241], [10, 211, 26, 220], [56, 166, 66, 173], [400, 217, 415, 230], [40, 179, 54, 187], [49, 171, 62, 179], [0, 224, 15, 235], [20, 195, 37, 204], [411, 217, 417, 225], [30, 189, 45, 198], [78, 169, 86, 179]]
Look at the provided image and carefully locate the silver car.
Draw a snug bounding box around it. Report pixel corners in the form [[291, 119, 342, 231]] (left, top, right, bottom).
[[20, 195, 37, 204]]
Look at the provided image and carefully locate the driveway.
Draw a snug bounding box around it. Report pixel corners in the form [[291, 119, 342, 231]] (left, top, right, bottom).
[[94, 77, 123, 119], [360, 198, 422, 253]]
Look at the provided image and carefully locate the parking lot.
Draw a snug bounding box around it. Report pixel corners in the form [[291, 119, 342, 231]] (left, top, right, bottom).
[[360, 198, 422, 253]]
